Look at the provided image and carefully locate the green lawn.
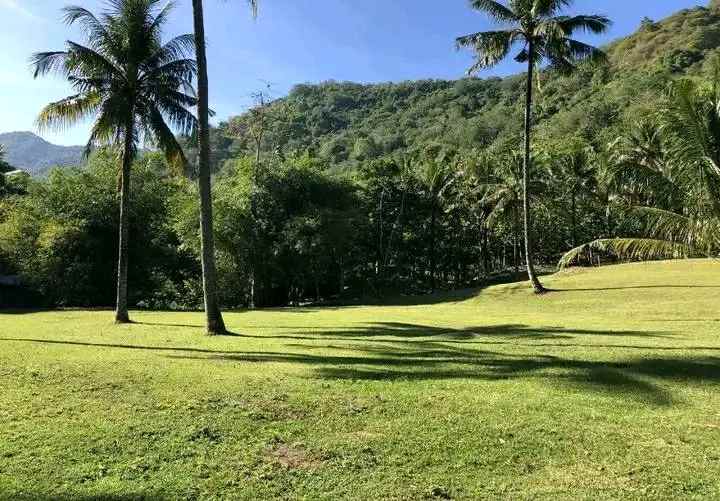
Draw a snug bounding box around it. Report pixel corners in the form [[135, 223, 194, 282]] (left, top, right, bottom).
[[1, 260, 719, 500]]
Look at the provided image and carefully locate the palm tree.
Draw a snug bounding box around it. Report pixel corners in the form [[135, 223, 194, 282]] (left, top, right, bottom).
[[32, 0, 198, 323], [416, 147, 456, 292], [457, 0, 611, 293], [480, 151, 525, 278], [560, 70, 720, 267], [545, 143, 596, 248], [608, 119, 677, 209], [190, 0, 258, 335]]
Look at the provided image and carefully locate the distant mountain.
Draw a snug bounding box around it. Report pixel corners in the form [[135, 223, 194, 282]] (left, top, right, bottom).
[[0, 132, 84, 176]]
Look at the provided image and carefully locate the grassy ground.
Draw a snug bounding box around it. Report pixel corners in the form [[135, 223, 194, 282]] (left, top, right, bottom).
[[1, 259, 719, 500]]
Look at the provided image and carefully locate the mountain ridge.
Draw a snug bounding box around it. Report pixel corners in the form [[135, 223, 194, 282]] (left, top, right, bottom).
[[213, 2, 720, 171], [0, 131, 84, 177]]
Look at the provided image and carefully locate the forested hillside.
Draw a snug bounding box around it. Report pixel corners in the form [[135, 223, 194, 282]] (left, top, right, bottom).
[[4, 2, 720, 309], [218, 3, 720, 171]]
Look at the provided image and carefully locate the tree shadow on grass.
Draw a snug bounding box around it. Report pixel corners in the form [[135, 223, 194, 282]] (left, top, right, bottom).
[[3, 323, 719, 407], [165, 344, 719, 407]]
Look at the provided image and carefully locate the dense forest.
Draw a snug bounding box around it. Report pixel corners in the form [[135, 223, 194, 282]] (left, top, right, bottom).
[[2, 3, 720, 308]]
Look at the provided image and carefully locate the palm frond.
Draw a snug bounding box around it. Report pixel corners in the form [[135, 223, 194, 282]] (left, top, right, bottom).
[[456, 30, 521, 73], [30, 51, 69, 78], [544, 37, 607, 74], [35, 93, 103, 132], [531, 0, 573, 18], [469, 0, 519, 23], [62, 5, 110, 43], [145, 105, 189, 175], [144, 34, 196, 68], [553, 15, 612, 35], [558, 238, 690, 268]]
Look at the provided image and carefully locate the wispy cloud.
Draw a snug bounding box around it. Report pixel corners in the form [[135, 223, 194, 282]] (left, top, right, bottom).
[[0, 0, 45, 22]]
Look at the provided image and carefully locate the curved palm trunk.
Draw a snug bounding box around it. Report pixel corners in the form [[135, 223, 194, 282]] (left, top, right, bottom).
[[115, 122, 134, 324], [523, 45, 546, 294], [192, 0, 227, 335]]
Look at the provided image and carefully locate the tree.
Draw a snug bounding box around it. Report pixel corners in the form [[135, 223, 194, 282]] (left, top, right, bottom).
[[32, 0, 198, 323], [457, 0, 611, 293], [0, 146, 11, 174], [544, 140, 596, 248], [415, 147, 456, 292], [480, 150, 525, 277], [560, 68, 720, 267], [190, 0, 258, 335], [0, 146, 16, 197]]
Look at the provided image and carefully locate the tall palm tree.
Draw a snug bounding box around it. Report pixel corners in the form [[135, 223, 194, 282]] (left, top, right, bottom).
[[560, 71, 720, 267], [33, 0, 198, 323], [416, 148, 456, 292], [190, 0, 258, 335], [457, 0, 611, 293]]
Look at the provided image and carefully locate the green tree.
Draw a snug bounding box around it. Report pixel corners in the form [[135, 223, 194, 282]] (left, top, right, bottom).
[[480, 151, 525, 277], [544, 140, 596, 248], [457, 0, 611, 293], [561, 70, 720, 266], [190, 0, 258, 335], [32, 0, 197, 322], [0, 146, 13, 196], [415, 148, 456, 292], [0, 146, 11, 174]]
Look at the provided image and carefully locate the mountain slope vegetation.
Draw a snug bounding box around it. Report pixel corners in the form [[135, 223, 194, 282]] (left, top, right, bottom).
[[218, 3, 720, 171]]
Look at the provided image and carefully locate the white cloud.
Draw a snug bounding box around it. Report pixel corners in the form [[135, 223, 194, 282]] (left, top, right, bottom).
[[0, 0, 44, 22]]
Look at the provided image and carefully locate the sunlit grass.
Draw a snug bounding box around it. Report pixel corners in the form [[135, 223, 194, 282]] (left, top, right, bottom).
[[1, 259, 719, 499]]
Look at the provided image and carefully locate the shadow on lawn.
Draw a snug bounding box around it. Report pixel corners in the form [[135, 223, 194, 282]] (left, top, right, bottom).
[[3, 323, 719, 407]]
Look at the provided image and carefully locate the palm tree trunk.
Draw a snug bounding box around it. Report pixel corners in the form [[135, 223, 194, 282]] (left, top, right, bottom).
[[192, 0, 227, 335], [571, 190, 577, 248], [115, 122, 134, 324], [523, 44, 546, 294], [513, 204, 520, 280], [430, 202, 437, 293]]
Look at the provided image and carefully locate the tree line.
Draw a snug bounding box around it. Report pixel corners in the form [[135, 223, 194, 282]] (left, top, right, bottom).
[[2, 1, 720, 315]]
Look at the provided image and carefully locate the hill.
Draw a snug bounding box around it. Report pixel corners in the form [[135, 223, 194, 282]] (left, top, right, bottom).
[[217, 2, 720, 171], [0, 132, 84, 176], [1, 259, 718, 498]]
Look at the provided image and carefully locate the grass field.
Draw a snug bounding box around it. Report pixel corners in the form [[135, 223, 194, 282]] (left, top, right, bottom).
[[1, 259, 719, 500]]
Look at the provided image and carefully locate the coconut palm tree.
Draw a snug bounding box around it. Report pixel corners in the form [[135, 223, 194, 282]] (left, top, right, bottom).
[[608, 119, 678, 210], [32, 0, 198, 323], [457, 0, 611, 293], [560, 70, 720, 267], [545, 143, 596, 248], [480, 151, 524, 278], [416, 147, 456, 292], [190, 0, 258, 335]]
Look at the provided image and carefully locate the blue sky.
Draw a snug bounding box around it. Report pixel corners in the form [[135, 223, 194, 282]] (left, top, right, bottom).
[[0, 0, 707, 146]]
